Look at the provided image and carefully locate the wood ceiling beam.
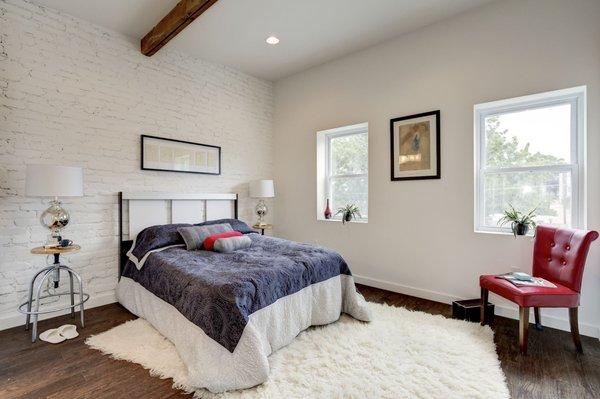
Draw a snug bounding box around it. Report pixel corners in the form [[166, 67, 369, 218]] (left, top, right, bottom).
[[141, 0, 219, 56]]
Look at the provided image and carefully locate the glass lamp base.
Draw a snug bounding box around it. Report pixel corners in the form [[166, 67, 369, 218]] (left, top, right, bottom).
[[255, 199, 268, 226], [41, 199, 69, 245]]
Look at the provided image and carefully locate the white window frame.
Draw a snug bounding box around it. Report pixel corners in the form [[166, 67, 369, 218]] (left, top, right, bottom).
[[474, 86, 586, 234], [317, 122, 369, 222]]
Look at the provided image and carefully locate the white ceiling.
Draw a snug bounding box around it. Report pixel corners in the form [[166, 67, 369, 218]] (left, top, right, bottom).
[[33, 0, 494, 81]]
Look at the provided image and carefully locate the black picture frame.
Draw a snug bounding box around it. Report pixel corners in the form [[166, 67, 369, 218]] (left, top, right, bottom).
[[390, 110, 441, 181], [141, 134, 221, 175]]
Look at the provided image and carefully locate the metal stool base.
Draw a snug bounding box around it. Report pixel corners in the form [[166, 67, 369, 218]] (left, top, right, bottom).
[[19, 263, 87, 342]]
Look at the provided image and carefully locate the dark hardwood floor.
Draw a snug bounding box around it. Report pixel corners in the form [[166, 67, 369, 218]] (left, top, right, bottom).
[[1, 284, 599, 398]]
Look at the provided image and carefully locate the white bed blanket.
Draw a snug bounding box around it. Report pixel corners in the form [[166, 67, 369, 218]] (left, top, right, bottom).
[[117, 274, 371, 393]]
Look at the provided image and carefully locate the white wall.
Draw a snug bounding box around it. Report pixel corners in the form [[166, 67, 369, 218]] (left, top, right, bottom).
[[273, 0, 600, 337], [0, 0, 273, 329]]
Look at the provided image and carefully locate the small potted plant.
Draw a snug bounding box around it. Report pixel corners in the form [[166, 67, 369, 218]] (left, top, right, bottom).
[[336, 204, 361, 224], [498, 204, 537, 237]]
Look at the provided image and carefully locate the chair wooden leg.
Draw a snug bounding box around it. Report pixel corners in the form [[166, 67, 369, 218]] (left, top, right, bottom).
[[534, 307, 543, 331], [519, 306, 530, 355], [480, 288, 489, 326], [569, 307, 583, 353]]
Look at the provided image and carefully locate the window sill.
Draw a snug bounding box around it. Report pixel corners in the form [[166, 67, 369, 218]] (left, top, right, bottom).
[[317, 218, 368, 224], [474, 228, 534, 237]]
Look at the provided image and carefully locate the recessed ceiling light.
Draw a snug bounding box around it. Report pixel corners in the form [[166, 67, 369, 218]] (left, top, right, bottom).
[[266, 36, 280, 45]]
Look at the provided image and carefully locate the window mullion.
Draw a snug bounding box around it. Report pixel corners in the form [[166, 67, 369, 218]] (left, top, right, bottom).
[[482, 164, 575, 174], [330, 173, 368, 179]]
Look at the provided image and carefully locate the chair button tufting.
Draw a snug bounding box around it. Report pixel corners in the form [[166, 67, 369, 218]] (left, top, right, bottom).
[[550, 242, 555, 247], [565, 245, 571, 250], [547, 257, 552, 262], [562, 260, 567, 265]]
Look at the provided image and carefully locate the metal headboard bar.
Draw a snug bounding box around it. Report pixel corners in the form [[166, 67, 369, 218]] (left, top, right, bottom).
[[118, 191, 124, 279], [121, 192, 237, 200], [117, 191, 239, 278]]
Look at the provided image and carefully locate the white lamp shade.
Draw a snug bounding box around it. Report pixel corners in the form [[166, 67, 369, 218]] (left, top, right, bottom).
[[26, 164, 84, 197], [249, 179, 275, 198]]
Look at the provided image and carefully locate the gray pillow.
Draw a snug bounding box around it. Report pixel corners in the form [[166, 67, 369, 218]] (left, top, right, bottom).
[[214, 235, 252, 253], [178, 223, 233, 250]]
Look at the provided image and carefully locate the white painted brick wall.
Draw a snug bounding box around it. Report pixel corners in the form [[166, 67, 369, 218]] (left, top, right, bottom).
[[0, 0, 274, 328]]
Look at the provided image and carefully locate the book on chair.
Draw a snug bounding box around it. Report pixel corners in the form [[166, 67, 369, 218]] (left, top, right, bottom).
[[496, 272, 557, 288]]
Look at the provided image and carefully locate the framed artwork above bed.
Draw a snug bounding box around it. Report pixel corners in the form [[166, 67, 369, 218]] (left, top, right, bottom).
[[141, 135, 221, 175], [390, 110, 440, 181]]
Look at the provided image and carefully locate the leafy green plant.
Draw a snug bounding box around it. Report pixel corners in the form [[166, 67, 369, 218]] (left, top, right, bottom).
[[335, 204, 361, 224], [498, 204, 537, 237]]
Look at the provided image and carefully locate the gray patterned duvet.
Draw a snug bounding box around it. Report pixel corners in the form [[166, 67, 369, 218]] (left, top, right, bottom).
[[122, 220, 360, 352]]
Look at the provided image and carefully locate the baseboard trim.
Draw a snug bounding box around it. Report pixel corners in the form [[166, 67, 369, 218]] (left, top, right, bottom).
[[0, 292, 117, 331], [354, 274, 600, 339], [354, 275, 463, 304]]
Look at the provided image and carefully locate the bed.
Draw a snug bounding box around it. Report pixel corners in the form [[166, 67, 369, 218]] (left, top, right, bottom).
[[116, 192, 371, 393]]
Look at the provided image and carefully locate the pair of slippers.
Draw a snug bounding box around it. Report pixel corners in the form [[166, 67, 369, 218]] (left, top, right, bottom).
[[39, 324, 79, 344]]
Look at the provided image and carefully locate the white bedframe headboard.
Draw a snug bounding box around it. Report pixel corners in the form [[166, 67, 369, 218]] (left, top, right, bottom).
[[118, 191, 238, 276]]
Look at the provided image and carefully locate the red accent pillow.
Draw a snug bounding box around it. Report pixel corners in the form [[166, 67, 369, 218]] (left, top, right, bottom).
[[203, 231, 243, 251]]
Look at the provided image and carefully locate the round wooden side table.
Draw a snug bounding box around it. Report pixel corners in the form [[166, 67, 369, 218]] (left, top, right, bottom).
[[19, 245, 89, 342], [252, 224, 272, 235]]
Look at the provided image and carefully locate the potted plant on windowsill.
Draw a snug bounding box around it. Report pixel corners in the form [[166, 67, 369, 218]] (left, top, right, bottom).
[[498, 204, 537, 237], [336, 204, 361, 224]]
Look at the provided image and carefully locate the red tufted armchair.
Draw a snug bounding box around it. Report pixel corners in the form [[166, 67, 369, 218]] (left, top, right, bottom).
[[479, 225, 598, 355]]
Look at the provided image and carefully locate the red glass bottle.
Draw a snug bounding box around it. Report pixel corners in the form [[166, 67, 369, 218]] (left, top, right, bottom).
[[324, 199, 332, 219]]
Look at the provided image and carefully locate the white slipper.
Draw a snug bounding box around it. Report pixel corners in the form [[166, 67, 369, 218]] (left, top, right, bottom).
[[57, 324, 79, 340], [39, 328, 66, 344]]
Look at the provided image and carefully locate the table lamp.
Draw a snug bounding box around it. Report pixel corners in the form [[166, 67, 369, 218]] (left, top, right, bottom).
[[25, 164, 83, 243], [249, 179, 274, 227]]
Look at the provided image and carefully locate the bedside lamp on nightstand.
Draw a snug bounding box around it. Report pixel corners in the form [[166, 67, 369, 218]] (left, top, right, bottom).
[[249, 179, 275, 228], [25, 164, 83, 244]]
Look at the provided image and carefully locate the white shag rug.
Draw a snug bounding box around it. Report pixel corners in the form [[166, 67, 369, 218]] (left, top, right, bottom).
[[86, 303, 509, 399]]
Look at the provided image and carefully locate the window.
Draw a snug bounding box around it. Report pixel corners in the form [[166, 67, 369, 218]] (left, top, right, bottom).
[[317, 123, 368, 222], [474, 87, 586, 234]]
